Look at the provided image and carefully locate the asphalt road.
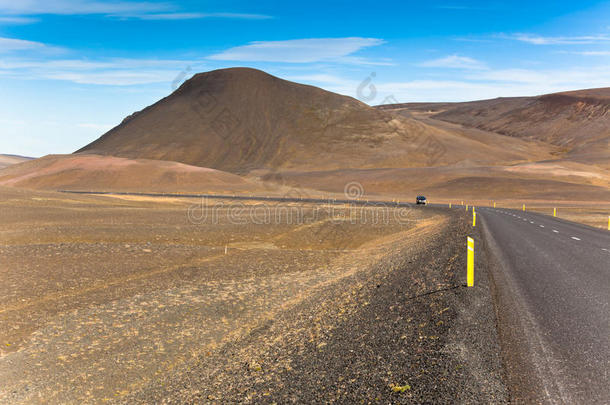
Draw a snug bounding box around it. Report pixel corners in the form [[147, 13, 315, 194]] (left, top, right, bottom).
[[477, 206, 609, 404]]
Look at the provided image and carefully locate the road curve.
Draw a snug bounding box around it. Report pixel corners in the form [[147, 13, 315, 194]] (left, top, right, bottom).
[[478, 207, 609, 404]]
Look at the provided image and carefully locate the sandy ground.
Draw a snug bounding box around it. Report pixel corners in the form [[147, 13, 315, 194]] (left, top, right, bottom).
[[0, 188, 443, 403]]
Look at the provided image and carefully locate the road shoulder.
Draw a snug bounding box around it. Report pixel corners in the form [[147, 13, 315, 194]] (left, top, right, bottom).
[[124, 210, 508, 403]]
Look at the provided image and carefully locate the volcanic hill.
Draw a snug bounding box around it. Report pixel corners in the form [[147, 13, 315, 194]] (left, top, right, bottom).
[[77, 68, 547, 173]]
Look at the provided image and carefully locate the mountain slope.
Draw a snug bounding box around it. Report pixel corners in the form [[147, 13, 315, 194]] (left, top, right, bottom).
[[0, 154, 262, 193], [0, 154, 34, 170], [77, 68, 551, 173], [380, 88, 610, 166]]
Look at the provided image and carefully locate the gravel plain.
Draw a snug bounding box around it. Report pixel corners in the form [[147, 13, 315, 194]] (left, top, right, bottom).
[[0, 188, 507, 403]]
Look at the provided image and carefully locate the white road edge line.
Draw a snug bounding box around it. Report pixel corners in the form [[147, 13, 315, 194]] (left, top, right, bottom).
[[553, 230, 559, 233], [571, 237, 581, 241]]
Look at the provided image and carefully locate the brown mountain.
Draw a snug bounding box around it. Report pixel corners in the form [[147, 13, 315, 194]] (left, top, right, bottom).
[[380, 88, 610, 167], [77, 68, 550, 173]]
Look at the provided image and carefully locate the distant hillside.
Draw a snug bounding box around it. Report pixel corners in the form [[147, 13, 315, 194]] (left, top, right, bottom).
[[0, 154, 263, 193], [379, 88, 610, 166], [77, 68, 550, 173], [267, 161, 610, 201], [0, 154, 34, 170]]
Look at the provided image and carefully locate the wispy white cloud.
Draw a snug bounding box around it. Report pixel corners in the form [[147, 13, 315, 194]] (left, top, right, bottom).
[[335, 55, 395, 66], [0, 37, 46, 52], [261, 64, 610, 103], [285, 73, 356, 85], [561, 50, 610, 56], [372, 70, 610, 103], [375, 80, 533, 102], [0, 56, 202, 85], [44, 70, 175, 85], [77, 122, 114, 131], [0, 58, 197, 70], [209, 37, 386, 64], [132, 12, 272, 20], [282, 73, 360, 94], [466, 68, 548, 83], [578, 51, 610, 56], [290, 64, 610, 104], [0, 0, 168, 15], [0, 1, 271, 20], [465, 66, 610, 87], [507, 33, 610, 45], [418, 54, 487, 69], [453, 37, 493, 43], [0, 16, 39, 24], [281, 75, 542, 104]]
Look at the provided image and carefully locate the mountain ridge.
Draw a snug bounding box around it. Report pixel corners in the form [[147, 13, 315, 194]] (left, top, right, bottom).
[[379, 88, 610, 167]]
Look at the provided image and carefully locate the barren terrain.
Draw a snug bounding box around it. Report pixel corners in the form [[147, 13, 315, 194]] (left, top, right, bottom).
[[0, 154, 266, 194], [0, 69, 608, 403], [0, 155, 33, 170], [0, 187, 507, 403], [380, 88, 610, 168]]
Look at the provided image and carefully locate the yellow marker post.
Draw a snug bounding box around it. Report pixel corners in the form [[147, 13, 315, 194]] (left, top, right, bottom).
[[608, 216, 610, 231], [553, 207, 557, 217], [493, 202, 496, 208], [449, 202, 452, 208], [472, 206, 475, 213], [473, 211, 476, 227], [466, 204, 468, 211], [467, 237, 474, 287], [522, 204, 526, 212]]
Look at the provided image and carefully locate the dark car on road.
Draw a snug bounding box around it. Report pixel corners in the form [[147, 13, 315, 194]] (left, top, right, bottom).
[[416, 195, 427, 205]]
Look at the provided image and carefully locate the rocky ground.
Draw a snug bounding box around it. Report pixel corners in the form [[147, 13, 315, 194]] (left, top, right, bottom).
[[0, 189, 507, 403], [123, 205, 507, 403]]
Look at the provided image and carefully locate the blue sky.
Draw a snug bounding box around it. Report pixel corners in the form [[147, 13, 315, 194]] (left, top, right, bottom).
[[1, 0, 610, 157]]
